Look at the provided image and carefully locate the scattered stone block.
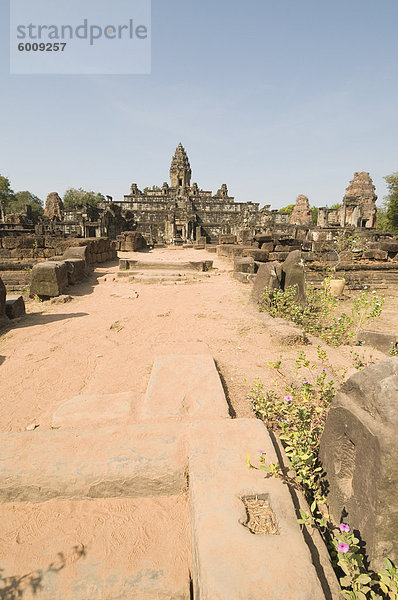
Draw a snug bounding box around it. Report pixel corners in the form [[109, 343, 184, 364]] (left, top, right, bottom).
[[242, 249, 269, 262], [64, 258, 87, 284], [254, 233, 273, 244], [233, 272, 255, 284], [189, 419, 325, 599], [282, 250, 306, 304], [261, 241, 274, 251], [380, 241, 398, 253], [62, 244, 89, 263], [363, 249, 388, 261], [29, 261, 69, 298], [5, 295, 25, 319], [274, 244, 300, 252], [251, 261, 282, 305], [269, 251, 290, 261], [119, 231, 147, 251], [320, 358, 398, 570], [234, 257, 255, 273], [218, 234, 236, 244], [357, 329, 398, 354]]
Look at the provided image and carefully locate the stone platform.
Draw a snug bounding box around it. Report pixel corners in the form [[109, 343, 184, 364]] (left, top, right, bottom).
[[118, 257, 214, 284], [0, 354, 335, 599], [119, 259, 213, 272]]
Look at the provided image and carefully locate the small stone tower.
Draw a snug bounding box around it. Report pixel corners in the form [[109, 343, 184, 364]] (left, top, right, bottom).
[[341, 172, 377, 228], [170, 143, 192, 188], [290, 194, 312, 226], [44, 192, 64, 220]]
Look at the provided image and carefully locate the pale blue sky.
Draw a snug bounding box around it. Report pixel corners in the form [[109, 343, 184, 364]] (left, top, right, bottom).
[[0, 0, 397, 209]]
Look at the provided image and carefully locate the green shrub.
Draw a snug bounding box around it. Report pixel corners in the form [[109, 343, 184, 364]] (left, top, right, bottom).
[[259, 282, 383, 347], [248, 351, 397, 599]]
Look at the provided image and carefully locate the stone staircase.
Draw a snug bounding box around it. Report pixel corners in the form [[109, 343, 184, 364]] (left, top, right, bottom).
[[0, 355, 339, 599], [118, 258, 214, 285]]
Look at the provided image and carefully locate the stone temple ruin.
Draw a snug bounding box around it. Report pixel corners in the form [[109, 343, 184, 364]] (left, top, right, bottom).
[[317, 172, 377, 228], [111, 143, 261, 244], [0, 144, 380, 250], [0, 143, 396, 296]]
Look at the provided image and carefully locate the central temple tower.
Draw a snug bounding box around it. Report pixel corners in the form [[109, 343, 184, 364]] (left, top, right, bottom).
[[170, 142, 192, 188]]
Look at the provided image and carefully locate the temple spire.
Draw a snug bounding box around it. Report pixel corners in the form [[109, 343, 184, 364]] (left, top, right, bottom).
[[170, 143, 191, 188]]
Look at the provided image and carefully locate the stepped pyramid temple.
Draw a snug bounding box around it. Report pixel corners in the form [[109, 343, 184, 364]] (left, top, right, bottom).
[[32, 145, 378, 243], [112, 143, 260, 244]]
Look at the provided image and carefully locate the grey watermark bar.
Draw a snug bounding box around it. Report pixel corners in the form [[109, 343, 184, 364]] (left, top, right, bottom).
[[10, 0, 151, 74]]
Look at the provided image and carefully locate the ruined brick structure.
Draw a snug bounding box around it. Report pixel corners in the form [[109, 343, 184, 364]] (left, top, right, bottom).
[[318, 172, 377, 228], [340, 171, 377, 228], [39, 196, 135, 240], [112, 143, 260, 244], [290, 195, 312, 226], [44, 192, 64, 221]]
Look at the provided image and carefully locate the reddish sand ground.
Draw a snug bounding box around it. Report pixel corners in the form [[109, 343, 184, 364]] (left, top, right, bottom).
[[0, 246, 386, 432], [0, 246, 392, 596]]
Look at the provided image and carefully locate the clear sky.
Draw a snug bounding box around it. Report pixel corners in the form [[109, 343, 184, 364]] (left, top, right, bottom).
[[0, 0, 397, 209]]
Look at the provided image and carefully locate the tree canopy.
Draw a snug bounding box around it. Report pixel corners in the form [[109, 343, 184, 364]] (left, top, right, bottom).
[[13, 190, 44, 219], [311, 206, 318, 224], [63, 188, 105, 210], [143, 185, 161, 193], [0, 175, 43, 222], [384, 173, 398, 233], [278, 204, 295, 216], [0, 175, 15, 213]]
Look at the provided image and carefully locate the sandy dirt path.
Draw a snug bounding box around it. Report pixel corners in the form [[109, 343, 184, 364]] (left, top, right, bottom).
[[0, 246, 390, 598], [0, 246, 365, 433]]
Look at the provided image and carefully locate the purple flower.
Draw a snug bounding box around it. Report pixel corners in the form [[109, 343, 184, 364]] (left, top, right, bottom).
[[284, 395, 293, 402], [339, 523, 350, 533], [337, 542, 350, 553], [302, 380, 309, 384]]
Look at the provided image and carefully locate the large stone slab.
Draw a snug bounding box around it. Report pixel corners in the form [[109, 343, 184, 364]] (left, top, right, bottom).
[[320, 357, 398, 570], [281, 249, 306, 304], [5, 294, 26, 319], [64, 258, 87, 284], [234, 256, 255, 273], [30, 260, 68, 298], [140, 355, 229, 422], [120, 259, 213, 272], [189, 419, 324, 599], [0, 423, 187, 502], [357, 329, 398, 354], [52, 391, 138, 429], [62, 245, 89, 266], [251, 261, 282, 305]]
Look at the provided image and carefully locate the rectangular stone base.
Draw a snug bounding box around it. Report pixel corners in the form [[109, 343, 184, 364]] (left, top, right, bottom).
[[189, 419, 324, 599]]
